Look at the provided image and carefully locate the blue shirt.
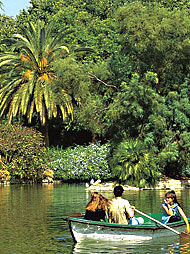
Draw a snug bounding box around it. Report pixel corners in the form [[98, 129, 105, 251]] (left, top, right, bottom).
[[161, 202, 180, 224]]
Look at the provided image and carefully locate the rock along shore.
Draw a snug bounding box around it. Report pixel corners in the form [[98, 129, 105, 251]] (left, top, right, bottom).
[[86, 177, 190, 191]]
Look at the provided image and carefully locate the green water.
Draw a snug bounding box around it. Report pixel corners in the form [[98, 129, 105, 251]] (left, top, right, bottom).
[[0, 183, 189, 253]]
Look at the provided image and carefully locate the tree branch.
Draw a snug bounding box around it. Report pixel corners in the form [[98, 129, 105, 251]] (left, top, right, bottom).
[[88, 72, 119, 91]]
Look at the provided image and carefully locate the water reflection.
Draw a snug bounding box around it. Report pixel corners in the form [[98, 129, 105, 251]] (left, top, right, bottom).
[[73, 236, 190, 254]]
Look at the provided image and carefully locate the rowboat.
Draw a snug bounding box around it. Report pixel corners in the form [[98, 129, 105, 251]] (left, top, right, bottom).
[[65, 213, 189, 243]]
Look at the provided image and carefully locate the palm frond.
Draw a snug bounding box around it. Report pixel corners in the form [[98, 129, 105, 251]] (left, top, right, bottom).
[[41, 103, 46, 125], [0, 92, 11, 114], [27, 100, 34, 123], [0, 20, 74, 129], [13, 34, 30, 44], [59, 105, 67, 120], [34, 82, 43, 113], [18, 46, 39, 69], [48, 29, 74, 51], [44, 84, 51, 117], [40, 27, 46, 59], [0, 79, 22, 113], [0, 38, 17, 45], [0, 59, 13, 68], [11, 89, 22, 118], [20, 82, 30, 115]]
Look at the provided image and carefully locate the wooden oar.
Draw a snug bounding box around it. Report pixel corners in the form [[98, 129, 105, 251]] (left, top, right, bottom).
[[62, 212, 83, 221], [135, 208, 190, 240], [69, 212, 83, 217]]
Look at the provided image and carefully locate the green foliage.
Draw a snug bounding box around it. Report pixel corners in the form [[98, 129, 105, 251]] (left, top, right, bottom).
[[106, 72, 160, 138], [48, 142, 112, 181], [20, 0, 121, 62], [116, 1, 190, 93], [52, 57, 90, 102], [75, 94, 107, 136], [0, 123, 50, 182], [25, 0, 126, 22], [58, 60, 118, 138], [52, 12, 119, 62], [155, 0, 190, 10], [0, 15, 17, 52], [111, 139, 160, 188], [0, 20, 73, 126], [143, 79, 190, 177], [51, 57, 112, 137], [108, 54, 132, 85]]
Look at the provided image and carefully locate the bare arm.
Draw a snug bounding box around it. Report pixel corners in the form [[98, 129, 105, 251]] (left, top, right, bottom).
[[125, 201, 134, 218], [130, 206, 135, 217], [162, 200, 173, 216], [178, 207, 190, 234]]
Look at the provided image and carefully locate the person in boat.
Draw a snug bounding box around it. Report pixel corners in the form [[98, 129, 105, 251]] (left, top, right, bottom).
[[107, 185, 144, 225], [161, 190, 190, 234], [84, 192, 110, 221]]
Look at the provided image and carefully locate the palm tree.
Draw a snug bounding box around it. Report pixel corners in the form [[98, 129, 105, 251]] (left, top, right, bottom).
[[111, 138, 159, 187], [0, 20, 73, 146]]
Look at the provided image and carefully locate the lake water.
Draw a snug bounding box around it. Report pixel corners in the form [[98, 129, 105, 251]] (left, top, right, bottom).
[[0, 183, 189, 254]]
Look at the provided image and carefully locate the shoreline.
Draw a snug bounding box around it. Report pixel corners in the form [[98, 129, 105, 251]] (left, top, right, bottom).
[[86, 178, 190, 191], [1, 178, 190, 190]]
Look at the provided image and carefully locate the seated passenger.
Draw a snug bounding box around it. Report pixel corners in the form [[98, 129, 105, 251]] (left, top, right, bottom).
[[161, 190, 190, 233], [107, 185, 144, 225], [84, 192, 110, 221]]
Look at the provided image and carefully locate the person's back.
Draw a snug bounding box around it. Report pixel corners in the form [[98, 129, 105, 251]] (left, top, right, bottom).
[[107, 186, 134, 224], [84, 208, 106, 221], [84, 192, 110, 221], [108, 196, 132, 224]]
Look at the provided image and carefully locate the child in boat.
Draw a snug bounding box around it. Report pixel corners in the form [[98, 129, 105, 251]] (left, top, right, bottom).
[[84, 192, 110, 221], [161, 190, 190, 234]]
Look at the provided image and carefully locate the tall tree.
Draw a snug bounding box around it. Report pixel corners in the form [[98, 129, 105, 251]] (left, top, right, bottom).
[[115, 1, 190, 94], [0, 20, 73, 146], [0, 1, 3, 10]]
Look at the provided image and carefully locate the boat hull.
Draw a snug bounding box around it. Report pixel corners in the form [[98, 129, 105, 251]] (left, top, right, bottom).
[[67, 215, 187, 243]]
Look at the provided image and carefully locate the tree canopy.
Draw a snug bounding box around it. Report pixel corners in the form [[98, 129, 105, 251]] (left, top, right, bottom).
[[1, 0, 190, 184]]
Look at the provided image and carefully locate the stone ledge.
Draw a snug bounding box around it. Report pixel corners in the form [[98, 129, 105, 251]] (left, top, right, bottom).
[[86, 178, 190, 191]]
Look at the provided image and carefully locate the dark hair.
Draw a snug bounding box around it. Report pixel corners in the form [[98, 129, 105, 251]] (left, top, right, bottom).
[[165, 190, 180, 207], [114, 186, 124, 197]]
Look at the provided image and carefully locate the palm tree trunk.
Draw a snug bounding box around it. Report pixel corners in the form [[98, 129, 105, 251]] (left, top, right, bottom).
[[40, 121, 49, 147], [0, 115, 4, 124]]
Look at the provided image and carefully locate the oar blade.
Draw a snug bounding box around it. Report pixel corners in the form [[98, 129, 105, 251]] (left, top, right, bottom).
[[179, 232, 190, 242], [69, 212, 83, 217]]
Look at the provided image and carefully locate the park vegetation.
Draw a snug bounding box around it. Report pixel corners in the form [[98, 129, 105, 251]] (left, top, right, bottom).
[[1, 0, 190, 187]]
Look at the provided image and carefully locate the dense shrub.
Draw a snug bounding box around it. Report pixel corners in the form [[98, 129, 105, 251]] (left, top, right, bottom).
[[48, 142, 112, 181], [0, 123, 50, 183], [111, 138, 161, 188]]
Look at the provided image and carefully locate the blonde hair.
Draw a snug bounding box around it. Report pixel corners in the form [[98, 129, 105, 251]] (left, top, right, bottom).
[[86, 192, 110, 212]]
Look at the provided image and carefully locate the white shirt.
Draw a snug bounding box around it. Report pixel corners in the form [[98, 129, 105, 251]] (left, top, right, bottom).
[[107, 197, 133, 224]]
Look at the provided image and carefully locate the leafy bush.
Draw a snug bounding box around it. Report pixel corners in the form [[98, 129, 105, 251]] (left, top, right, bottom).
[[48, 142, 112, 181], [110, 138, 161, 188], [0, 123, 50, 183]]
